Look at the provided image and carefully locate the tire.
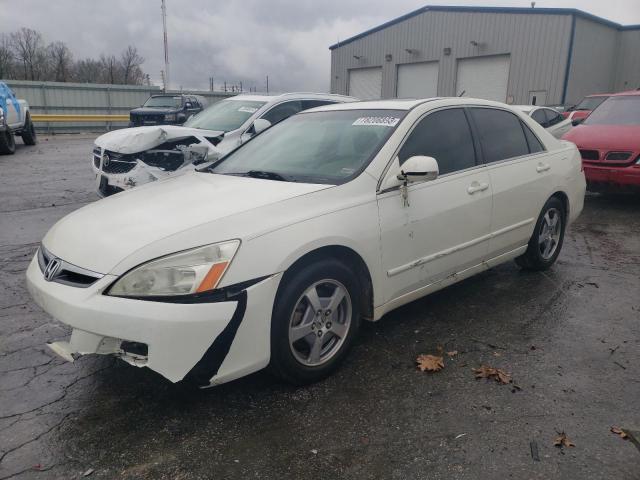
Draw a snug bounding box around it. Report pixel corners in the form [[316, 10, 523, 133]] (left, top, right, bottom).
[[269, 258, 362, 385], [0, 129, 16, 155], [21, 114, 37, 145], [515, 196, 566, 271]]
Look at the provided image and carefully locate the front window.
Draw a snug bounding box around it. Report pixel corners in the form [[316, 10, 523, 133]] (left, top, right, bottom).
[[573, 96, 608, 111], [584, 96, 640, 126], [144, 96, 183, 108], [204, 109, 405, 184], [184, 99, 267, 132]]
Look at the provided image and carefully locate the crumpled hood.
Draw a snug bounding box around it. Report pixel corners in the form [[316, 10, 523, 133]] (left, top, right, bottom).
[[42, 172, 331, 274], [563, 124, 640, 151], [95, 125, 225, 154]]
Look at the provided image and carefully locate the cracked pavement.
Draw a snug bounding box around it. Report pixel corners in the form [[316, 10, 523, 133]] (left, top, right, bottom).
[[1, 135, 639, 479]]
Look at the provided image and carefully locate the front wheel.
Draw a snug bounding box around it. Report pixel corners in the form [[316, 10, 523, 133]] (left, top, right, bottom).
[[269, 258, 361, 385], [21, 114, 37, 145], [0, 129, 16, 155], [515, 196, 566, 270]]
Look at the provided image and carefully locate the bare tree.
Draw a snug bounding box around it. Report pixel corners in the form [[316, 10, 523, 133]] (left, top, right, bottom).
[[47, 41, 73, 82], [99, 54, 121, 84], [73, 58, 102, 83], [0, 34, 14, 79], [11, 28, 46, 80], [120, 45, 144, 85]]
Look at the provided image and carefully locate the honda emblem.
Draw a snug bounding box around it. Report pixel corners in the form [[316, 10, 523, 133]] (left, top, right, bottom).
[[44, 258, 62, 281]]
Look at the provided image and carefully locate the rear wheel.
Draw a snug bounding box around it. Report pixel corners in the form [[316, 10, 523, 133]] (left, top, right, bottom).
[[0, 129, 16, 155], [515, 196, 566, 270], [21, 114, 37, 145], [270, 258, 361, 385]]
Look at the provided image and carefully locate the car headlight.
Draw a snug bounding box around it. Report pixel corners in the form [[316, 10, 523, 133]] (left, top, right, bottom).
[[107, 240, 240, 297], [164, 113, 177, 121], [0, 107, 4, 123]]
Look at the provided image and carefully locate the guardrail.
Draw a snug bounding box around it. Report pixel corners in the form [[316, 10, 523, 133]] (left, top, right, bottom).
[[31, 114, 130, 122]]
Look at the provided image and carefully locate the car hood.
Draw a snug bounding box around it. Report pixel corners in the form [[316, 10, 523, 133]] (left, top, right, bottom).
[[130, 107, 180, 115], [42, 172, 332, 274], [562, 124, 640, 151], [95, 125, 225, 154]]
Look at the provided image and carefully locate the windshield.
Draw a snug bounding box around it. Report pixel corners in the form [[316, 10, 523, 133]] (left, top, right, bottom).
[[144, 96, 183, 108], [205, 109, 405, 184], [184, 99, 266, 132], [574, 96, 608, 111], [584, 96, 640, 126]]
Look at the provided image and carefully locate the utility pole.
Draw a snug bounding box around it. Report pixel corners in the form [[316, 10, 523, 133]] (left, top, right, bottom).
[[161, 0, 170, 91], [266, 75, 269, 94], [160, 70, 166, 91]]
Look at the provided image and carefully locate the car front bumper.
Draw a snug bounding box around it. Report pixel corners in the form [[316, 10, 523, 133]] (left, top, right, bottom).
[[584, 164, 640, 192], [26, 254, 281, 385]]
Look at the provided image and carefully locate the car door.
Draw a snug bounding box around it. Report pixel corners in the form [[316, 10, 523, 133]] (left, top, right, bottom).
[[544, 108, 572, 139], [468, 107, 550, 258], [376, 107, 493, 303]]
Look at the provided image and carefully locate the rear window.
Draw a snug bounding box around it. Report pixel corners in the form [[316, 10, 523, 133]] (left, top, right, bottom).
[[469, 108, 531, 163]]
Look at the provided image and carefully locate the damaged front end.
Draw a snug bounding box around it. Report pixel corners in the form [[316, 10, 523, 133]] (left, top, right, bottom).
[[93, 128, 223, 197]]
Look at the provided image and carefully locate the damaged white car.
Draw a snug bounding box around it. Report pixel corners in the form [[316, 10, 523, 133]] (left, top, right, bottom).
[[92, 93, 356, 196], [27, 98, 584, 387]]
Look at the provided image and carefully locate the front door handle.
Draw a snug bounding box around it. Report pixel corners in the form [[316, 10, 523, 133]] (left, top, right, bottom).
[[536, 162, 551, 173], [467, 181, 489, 194]]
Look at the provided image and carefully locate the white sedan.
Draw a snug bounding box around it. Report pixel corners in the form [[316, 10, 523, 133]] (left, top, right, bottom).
[[513, 105, 573, 139], [27, 98, 586, 387]]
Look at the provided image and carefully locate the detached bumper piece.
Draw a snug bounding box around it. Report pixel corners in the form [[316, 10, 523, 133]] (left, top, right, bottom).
[[47, 329, 149, 367]]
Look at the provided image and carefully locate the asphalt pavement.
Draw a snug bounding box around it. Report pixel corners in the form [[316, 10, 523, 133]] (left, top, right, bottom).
[[1, 135, 639, 479]]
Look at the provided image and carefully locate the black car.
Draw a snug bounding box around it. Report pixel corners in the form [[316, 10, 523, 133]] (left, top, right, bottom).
[[129, 95, 205, 127]]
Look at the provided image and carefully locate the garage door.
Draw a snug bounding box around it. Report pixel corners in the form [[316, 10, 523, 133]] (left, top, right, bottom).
[[456, 55, 510, 102], [348, 67, 382, 100], [396, 61, 439, 98]]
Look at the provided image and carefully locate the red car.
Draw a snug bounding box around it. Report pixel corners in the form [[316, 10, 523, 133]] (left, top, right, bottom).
[[562, 93, 610, 121], [562, 91, 640, 192]]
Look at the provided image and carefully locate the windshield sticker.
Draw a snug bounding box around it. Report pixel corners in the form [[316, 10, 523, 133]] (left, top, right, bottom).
[[238, 106, 259, 113], [352, 116, 400, 127]]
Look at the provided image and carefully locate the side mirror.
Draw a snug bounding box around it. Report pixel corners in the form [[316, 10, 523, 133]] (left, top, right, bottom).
[[185, 144, 216, 165], [397, 156, 439, 183], [185, 102, 192, 108], [571, 118, 584, 127], [253, 118, 272, 135]]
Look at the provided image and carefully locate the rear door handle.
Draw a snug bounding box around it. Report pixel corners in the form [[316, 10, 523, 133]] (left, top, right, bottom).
[[467, 181, 489, 194], [536, 163, 551, 173]]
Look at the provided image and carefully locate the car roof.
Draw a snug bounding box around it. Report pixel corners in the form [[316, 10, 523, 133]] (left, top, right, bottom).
[[227, 92, 358, 103], [611, 90, 640, 97], [306, 97, 524, 112]]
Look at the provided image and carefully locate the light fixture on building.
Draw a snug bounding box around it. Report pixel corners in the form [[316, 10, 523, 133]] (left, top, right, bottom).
[[385, 54, 393, 62], [404, 48, 417, 55], [353, 55, 362, 60], [443, 47, 451, 56], [470, 40, 479, 46]]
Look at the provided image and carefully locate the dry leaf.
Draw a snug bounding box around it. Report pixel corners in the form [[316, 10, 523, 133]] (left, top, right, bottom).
[[416, 354, 444, 372], [554, 432, 575, 448], [474, 365, 512, 384], [436, 344, 444, 355], [492, 351, 502, 357], [611, 426, 628, 439], [446, 350, 458, 357]]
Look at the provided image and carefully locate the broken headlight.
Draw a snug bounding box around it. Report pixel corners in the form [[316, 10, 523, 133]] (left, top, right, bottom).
[[108, 240, 240, 297]]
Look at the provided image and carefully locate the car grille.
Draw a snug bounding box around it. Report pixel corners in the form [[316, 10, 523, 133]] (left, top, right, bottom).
[[605, 152, 632, 161], [37, 246, 104, 288], [579, 149, 599, 161], [130, 114, 164, 126], [101, 151, 137, 174]]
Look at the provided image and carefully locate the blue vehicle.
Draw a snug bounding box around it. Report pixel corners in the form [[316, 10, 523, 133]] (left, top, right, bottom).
[[0, 82, 37, 154]]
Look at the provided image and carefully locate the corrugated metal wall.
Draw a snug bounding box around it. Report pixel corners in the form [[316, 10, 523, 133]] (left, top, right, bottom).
[[614, 30, 640, 92], [564, 17, 619, 104], [2, 80, 236, 132], [331, 10, 573, 105]]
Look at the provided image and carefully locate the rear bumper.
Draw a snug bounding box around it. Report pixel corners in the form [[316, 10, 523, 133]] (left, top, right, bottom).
[[584, 164, 640, 191], [26, 254, 281, 385]]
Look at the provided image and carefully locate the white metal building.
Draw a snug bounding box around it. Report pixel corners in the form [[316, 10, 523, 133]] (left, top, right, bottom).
[[329, 6, 640, 105]]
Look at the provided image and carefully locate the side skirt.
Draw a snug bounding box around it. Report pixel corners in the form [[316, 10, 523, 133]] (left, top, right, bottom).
[[373, 245, 527, 320]]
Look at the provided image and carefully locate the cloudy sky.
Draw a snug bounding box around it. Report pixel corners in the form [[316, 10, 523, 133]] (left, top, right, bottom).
[[1, 0, 639, 92]]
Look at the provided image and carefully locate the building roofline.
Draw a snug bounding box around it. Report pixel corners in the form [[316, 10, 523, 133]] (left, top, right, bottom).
[[328, 5, 640, 50]]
